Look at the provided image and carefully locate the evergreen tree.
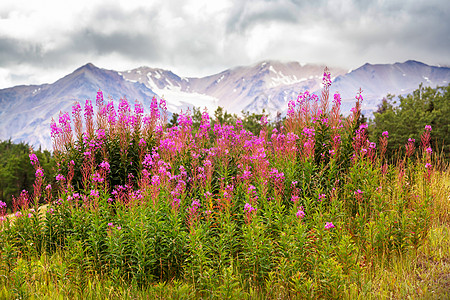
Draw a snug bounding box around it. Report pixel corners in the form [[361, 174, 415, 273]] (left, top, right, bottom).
[[370, 84, 450, 160], [0, 140, 55, 211]]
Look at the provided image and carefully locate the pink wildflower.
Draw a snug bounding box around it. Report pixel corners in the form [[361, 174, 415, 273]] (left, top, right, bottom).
[[99, 161, 110, 172], [90, 189, 99, 198], [244, 203, 257, 213], [333, 93, 341, 106], [29, 153, 39, 166], [35, 168, 44, 178], [325, 222, 335, 230], [92, 172, 104, 183], [296, 209, 305, 219], [56, 174, 65, 181]]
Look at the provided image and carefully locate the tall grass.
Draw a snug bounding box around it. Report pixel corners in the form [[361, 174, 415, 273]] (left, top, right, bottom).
[[1, 74, 448, 299]]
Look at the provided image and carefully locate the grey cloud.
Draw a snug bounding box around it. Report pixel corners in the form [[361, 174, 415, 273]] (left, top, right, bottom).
[[1, 0, 450, 87], [0, 29, 161, 68], [226, 0, 300, 33], [333, 1, 450, 55], [71, 5, 163, 59], [0, 3, 164, 68], [71, 29, 162, 60], [0, 37, 44, 66]]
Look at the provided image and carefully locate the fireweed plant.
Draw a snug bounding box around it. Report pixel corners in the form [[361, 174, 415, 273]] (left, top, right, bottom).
[[0, 70, 440, 298]]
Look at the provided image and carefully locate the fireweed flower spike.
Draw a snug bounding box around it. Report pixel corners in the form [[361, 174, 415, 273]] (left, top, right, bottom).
[[354, 189, 363, 195], [405, 138, 416, 158], [244, 203, 257, 213], [0, 200, 6, 218], [244, 203, 257, 224], [56, 174, 65, 181], [90, 190, 99, 198], [333, 93, 341, 106], [322, 69, 332, 88], [35, 168, 44, 178], [379, 131, 389, 159], [296, 207, 305, 220], [187, 200, 201, 230], [421, 125, 432, 150], [96, 89, 104, 108], [29, 153, 39, 166], [99, 161, 111, 172], [172, 198, 181, 210], [92, 172, 104, 183], [325, 222, 335, 230]]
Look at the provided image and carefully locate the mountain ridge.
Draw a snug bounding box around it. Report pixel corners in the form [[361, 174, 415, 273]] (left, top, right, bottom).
[[1, 60, 449, 149]]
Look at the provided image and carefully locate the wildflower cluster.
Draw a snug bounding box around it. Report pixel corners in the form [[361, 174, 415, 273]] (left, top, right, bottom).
[[0, 71, 438, 299]]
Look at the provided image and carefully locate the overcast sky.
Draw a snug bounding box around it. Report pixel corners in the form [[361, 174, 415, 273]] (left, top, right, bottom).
[[0, 0, 449, 88]]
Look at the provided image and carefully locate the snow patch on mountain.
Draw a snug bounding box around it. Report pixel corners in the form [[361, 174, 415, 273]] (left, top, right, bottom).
[[1, 60, 449, 150]]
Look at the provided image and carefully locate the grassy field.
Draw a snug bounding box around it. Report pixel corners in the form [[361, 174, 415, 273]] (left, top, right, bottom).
[[1, 185, 448, 299]]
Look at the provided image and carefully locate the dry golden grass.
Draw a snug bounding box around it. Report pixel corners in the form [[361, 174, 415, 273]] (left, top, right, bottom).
[[343, 168, 450, 299]]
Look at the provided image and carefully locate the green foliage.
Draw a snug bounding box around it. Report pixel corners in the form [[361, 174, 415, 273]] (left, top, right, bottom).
[[213, 106, 237, 126], [0, 140, 55, 210], [370, 84, 450, 160]]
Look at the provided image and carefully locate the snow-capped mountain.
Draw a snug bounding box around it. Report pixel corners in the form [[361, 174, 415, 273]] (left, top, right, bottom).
[[330, 60, 450, 115], [0, 63, 157, 149], [0, 60, 449, 149], [118, 67, 218, 113], [120, 60, 450, 119], [121, 61, 346, 115]]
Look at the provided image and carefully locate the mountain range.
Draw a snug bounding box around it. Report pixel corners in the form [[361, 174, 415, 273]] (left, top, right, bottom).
[[0, 60, 449, 149]]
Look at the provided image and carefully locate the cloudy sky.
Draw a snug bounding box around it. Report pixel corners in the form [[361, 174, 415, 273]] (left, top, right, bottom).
[[0, 0, 449, 88]]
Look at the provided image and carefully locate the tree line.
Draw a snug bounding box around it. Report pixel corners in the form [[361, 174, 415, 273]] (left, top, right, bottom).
[[369, 83, 449, 161]]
